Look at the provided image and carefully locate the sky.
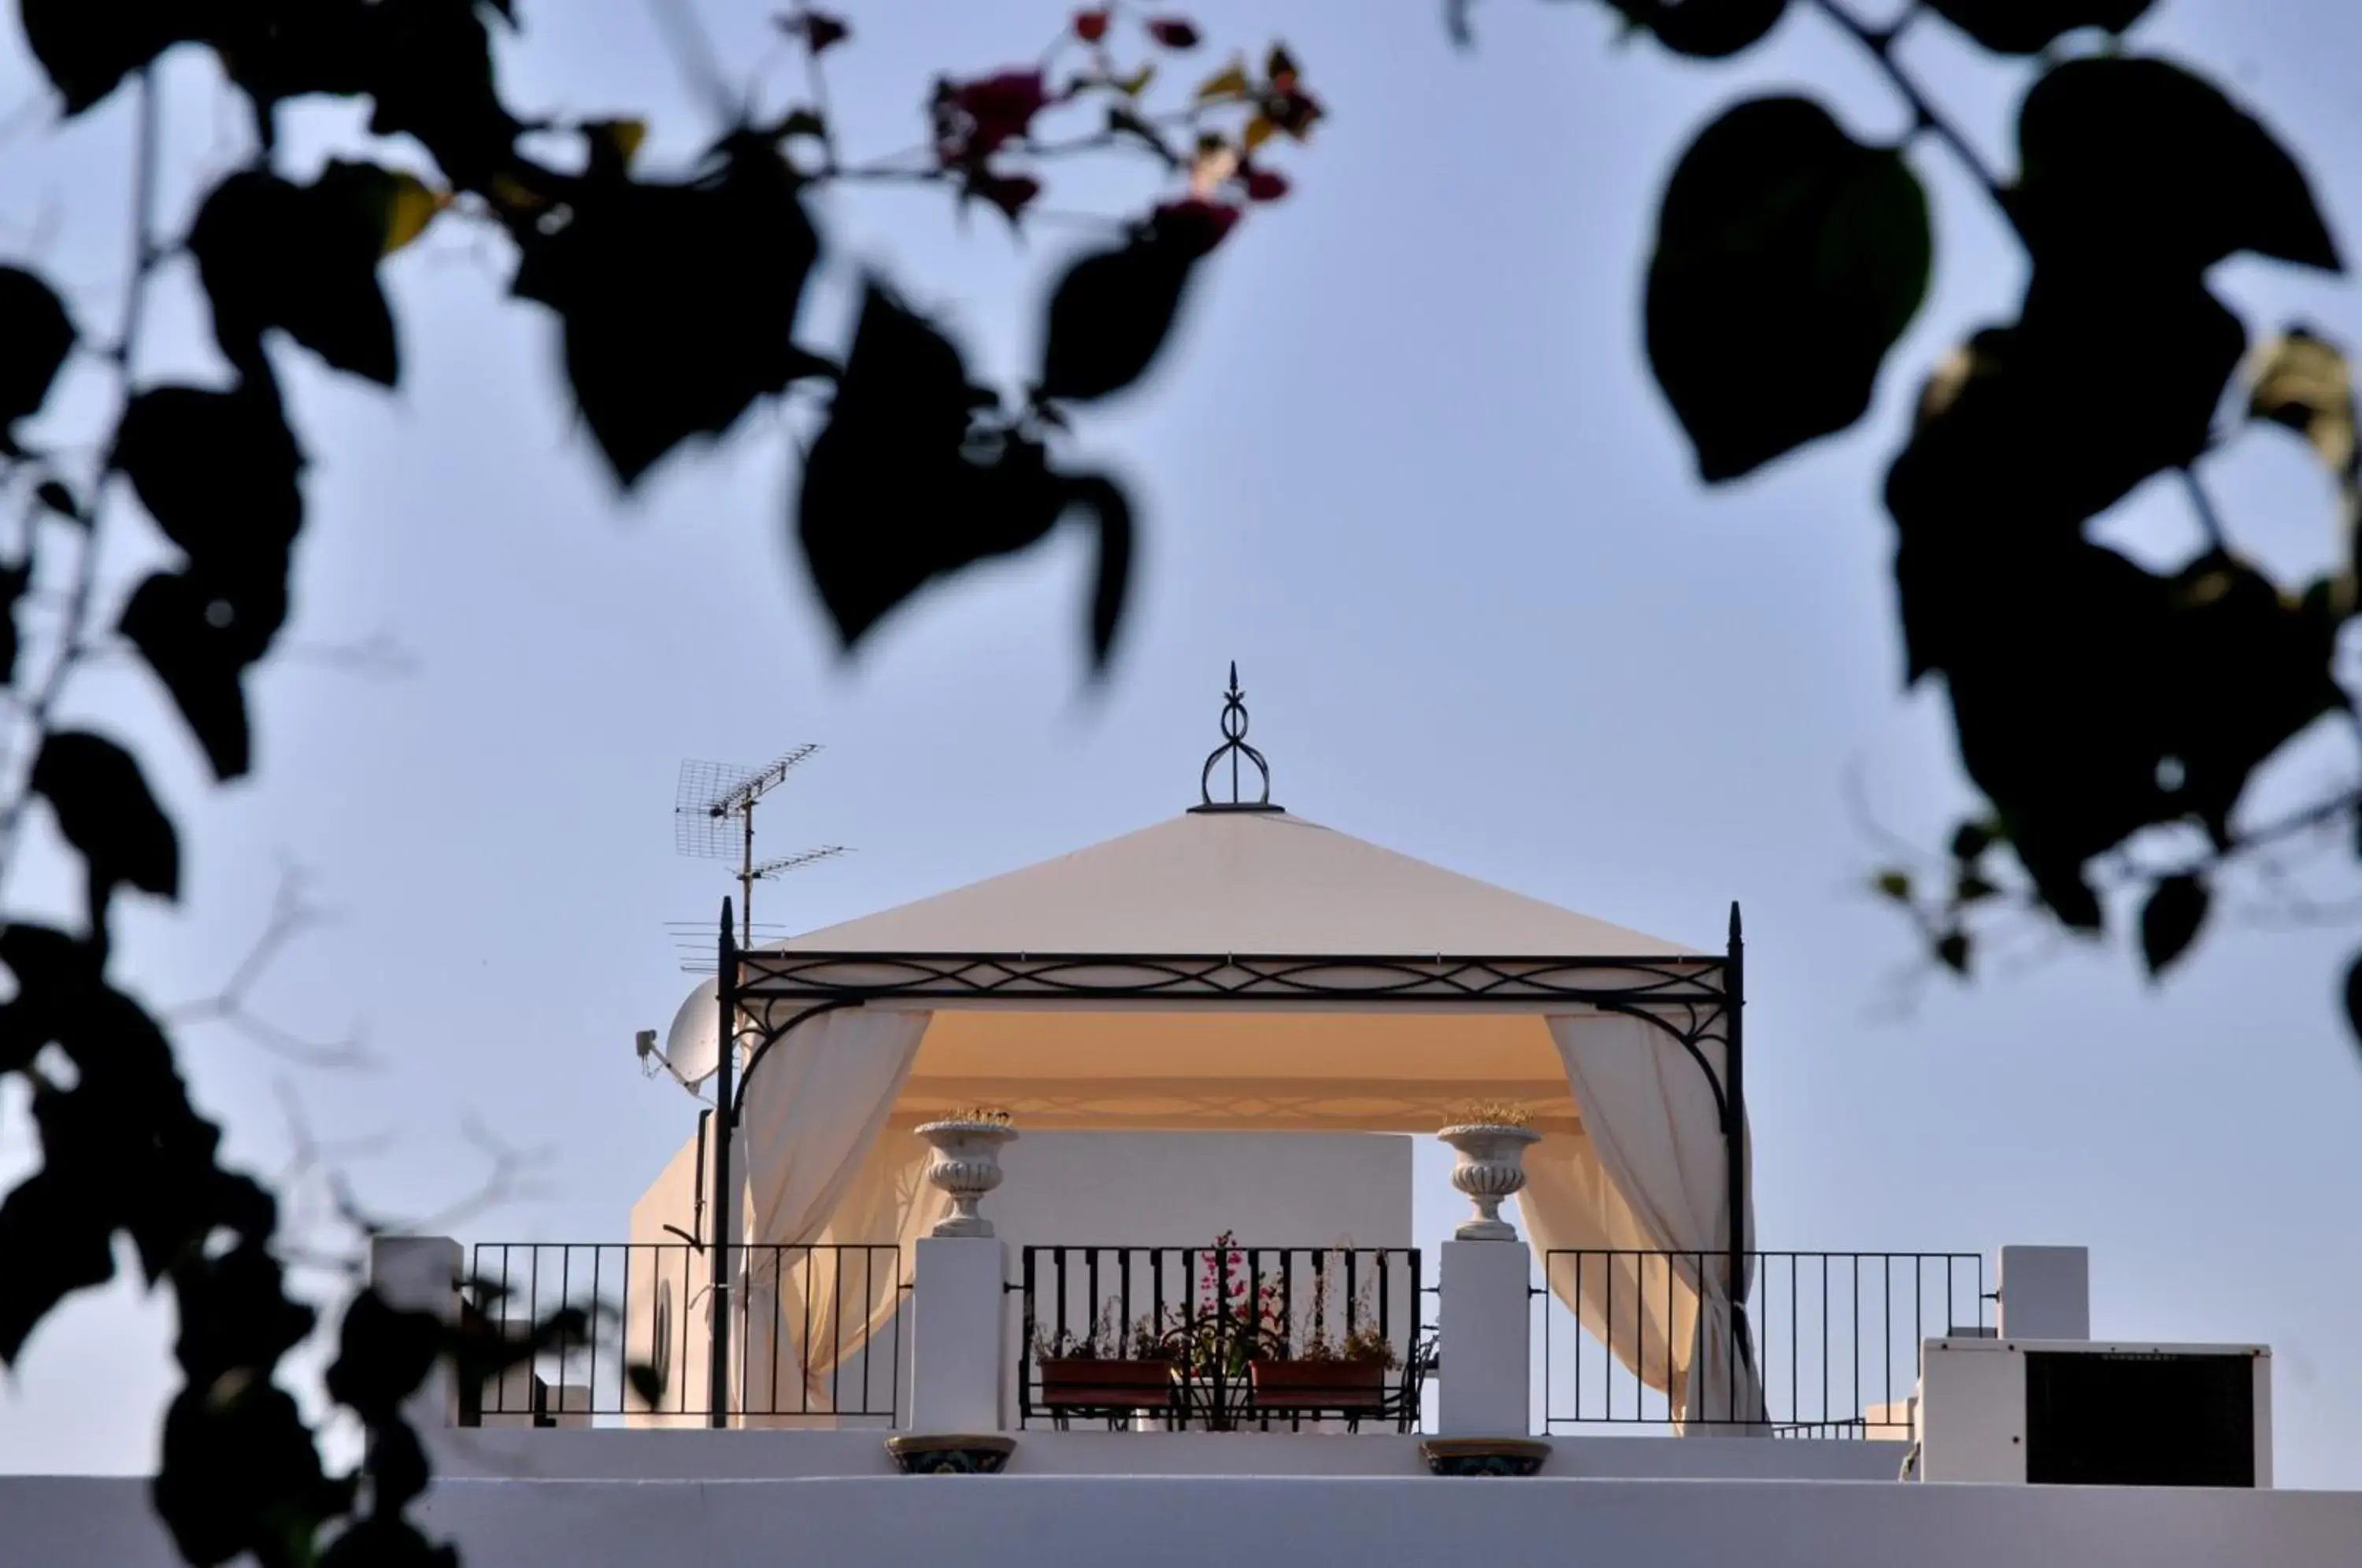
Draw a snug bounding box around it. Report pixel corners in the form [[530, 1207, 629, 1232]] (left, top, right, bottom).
[[5, 0, 2362, 1487]]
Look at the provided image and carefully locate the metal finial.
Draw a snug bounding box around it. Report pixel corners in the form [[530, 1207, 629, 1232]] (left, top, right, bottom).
[[1191, 663, 1279, 813]]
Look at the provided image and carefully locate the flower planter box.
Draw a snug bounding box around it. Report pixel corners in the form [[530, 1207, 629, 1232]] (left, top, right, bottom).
[[1038, 1358, 1178, 1411], [1249, 1359, 1389, 1411]]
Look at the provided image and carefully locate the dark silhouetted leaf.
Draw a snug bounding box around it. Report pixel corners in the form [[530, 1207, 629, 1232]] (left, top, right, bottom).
[[1926, 0, 2150, 53], [512, 139, 820, 487], [1949, 819, 1997, 861], [0, 560, 25, 686], [798, 283, 1135, 668], [2139, 872, 2208, 977], [34, 479, 79, 520], [16, 0, 191, 114], [2344, 952, 2362, 1054], [1038, 209, 1212, 404], [1889, 275, 2245, 680], [0, 1162, 116, 1363], [1646, 95, 1930, 482], [326, 1289, 442, 1422], [0, 266, 75, 449], [355, 0, 521, 192], [119, 572, 257, 782], [627, 1359, 668, 1408], [190, 163, 418, 385], [2013, 57, 2341, 275], [1871, 869, 1912, 901], [1601, 0, 1786, 57], [29, 731, 180, 903], [1935, 930, 1971, 974]]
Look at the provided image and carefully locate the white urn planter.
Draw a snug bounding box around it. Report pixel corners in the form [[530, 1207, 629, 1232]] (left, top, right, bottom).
[[1438, 1123, 1541, 1241], [916, 1119, 1019, 1238]]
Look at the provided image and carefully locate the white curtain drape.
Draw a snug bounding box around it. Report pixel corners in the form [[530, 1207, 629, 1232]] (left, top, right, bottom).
[[731, 1008, 932, 1422], [1535, 1012, 1762, 1433]]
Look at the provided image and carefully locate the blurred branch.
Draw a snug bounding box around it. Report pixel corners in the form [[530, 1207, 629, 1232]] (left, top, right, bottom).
[[162, 870, 377, 1070]]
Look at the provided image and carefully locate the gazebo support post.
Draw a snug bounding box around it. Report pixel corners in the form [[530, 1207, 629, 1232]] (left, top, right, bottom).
[[709, 898, 737, 1429], [1725, 900, 1751, 1404]]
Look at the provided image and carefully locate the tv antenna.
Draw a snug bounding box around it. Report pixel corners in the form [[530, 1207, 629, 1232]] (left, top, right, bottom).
[[674, 747, 848, 950]]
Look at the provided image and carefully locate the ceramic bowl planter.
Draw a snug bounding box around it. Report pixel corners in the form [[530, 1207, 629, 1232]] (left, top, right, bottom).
[[916, 1118, 1018, 1238], [1438, 1123, 1542, 1241]]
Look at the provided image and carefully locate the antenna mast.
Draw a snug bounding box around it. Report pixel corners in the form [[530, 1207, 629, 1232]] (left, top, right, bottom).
[[675, 748, 847, 949]]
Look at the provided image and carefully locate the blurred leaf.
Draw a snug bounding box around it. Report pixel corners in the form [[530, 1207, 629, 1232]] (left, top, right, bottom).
[[16, 0, 189, 114], [0, 560, 24, 685], [0, 266, 76, 449], [354, 0, 521, 192], [113, 383, 305, 668], [383, 172, 448, 254], [798, 283, 1135, 668], [35, 479, 79, 520], [0, 1163, 115, 1363], [2246, 327, 2359, 515], [1196, 61, 1249, 99], [1871, 869, 1912, 901], [1949, 819, 1997, 860], [1955, 871, 2001, 904], [1600, 0, 1786, 57], [1647, 94, 1931, 482], [1116, 62, 1157, 97], [119, 573, 258, 782], [1888, 276, 2245, 679], [1925, 0, 2150, 53], [30, 731, 180, 903], [325, 1289, 442, 1423], [1242, 113, 1275, 152], [1935, 930, 1971, 974], [626, 1359, 668, 1408], [1039, 216, 1209, 403], [585, 117, 648, 178], [189, 163, 420, 385], [2138, 872, 2208, 977], [2345, 952, 2362, 1054], [2013, 57, 2341, 275], [511, 138, 820, 487]]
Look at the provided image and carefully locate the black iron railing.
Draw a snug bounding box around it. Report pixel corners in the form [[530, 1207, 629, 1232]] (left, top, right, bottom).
[[463, 1241, 905, 1424], [1015, 1243, 1430, 1431], [1539, 1249, 1987, 1437]]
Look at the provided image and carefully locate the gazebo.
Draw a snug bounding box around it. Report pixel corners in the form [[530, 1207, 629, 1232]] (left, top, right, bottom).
[[652, 670, 1758, 1428]]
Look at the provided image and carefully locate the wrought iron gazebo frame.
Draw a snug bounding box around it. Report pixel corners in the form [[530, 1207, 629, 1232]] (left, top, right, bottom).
[[696, 906, 1749, 1427], [688, 664, 1749, 1426]]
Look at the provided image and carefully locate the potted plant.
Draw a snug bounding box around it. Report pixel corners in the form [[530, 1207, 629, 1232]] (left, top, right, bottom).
[[1249, 1270, 1399, 1411], [1034, 1298, 1177, 1413]]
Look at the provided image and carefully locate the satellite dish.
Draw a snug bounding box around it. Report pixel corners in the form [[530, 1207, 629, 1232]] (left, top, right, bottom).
[[661, 977, 723, 1088]]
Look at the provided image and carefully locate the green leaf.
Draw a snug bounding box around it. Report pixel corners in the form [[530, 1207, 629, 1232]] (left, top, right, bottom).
[[188, 164, 407, 385], [798, 284, 1135, 669], [1646, 95, 1931, 483], [16, 0, 191, 114], [1038, 213, 1208, 404], [511, 139, 819, 487], [1602, 0, 1787, 58], [2138, 872, 2208, 977], [2013, 57, 2341, 276], [1871, 869, 1912, 901], [28, 731, 180, 903], [0, 266, 76, 449], [1925, 0, 2150, 54]]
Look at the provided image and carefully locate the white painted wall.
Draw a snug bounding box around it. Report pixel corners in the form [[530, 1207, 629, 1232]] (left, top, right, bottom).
[[12, 1472, 2362, 1568]]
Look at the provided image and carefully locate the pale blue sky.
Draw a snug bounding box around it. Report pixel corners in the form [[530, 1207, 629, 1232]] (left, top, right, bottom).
[[4, 0, 2361, 1485]]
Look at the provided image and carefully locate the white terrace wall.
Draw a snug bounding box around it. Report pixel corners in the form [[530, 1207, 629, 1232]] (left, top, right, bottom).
[[9, 1474, 2361, 1568]]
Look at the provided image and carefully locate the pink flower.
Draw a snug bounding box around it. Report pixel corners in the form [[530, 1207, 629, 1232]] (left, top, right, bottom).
[[1074, 9, 1111, 43]]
